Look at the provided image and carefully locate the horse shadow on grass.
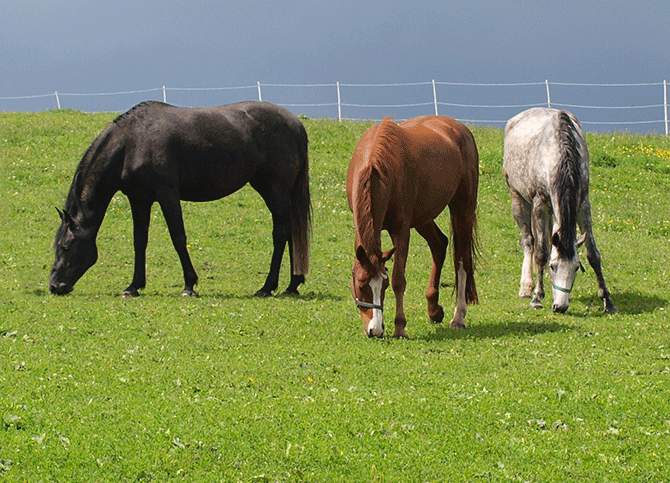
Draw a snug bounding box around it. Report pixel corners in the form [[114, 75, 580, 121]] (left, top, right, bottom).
[[573, 290, 667, 316], [423, 319, 571, 342], [183, 290, 345, 304], [421, 289, 667, 342]]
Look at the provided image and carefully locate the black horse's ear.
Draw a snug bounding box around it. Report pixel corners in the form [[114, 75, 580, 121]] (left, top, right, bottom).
[[56, 208, 74, 226]]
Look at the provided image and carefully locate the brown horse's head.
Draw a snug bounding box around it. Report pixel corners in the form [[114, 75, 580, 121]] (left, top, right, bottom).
[[351, 245, 395, 337], [49, 209, 98, 295]]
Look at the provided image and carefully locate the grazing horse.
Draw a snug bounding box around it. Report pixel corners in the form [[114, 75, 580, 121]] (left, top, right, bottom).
[[503, 107, 616, 313], [49, 101, 311, 297], [347, 116, 479, 338]]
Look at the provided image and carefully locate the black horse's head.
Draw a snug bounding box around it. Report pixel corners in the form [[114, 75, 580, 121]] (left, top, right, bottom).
[[49, 209, 98, 295]]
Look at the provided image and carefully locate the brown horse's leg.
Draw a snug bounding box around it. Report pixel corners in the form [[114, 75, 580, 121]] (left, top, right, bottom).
[[123, 198, 153, 297], [415, 221, 449, 324], [450, 260, 468, 329], [389, 230, 410, 338], [447, 195, 478, 329], [158, 195, 199, 296]]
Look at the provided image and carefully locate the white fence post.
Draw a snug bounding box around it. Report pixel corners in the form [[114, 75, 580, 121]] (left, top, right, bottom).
[[337, 81, 342, 122], [163, 86, 167, 103], [545, 80, 551, 108], [55, 91, 61, 110], [664, 80, 668, 137], [432, 79, 438, 116], [257, 81, 262, 102]]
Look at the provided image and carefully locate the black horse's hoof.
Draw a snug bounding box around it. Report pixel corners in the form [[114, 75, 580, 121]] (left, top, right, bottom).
[[122, 289, 140, 298], [181, 289, 199, 297], [281, 288, 300, 296]]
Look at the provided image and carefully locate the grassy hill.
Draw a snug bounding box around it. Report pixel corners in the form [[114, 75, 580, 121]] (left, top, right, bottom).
[[1, 110, 669, 481]]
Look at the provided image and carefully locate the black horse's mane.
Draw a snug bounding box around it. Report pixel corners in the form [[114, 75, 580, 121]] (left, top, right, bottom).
[[112, 100, 164, 124], [552, 111, 582, 258], [65, 101, 163, 214], [62, 102, 165, 215]]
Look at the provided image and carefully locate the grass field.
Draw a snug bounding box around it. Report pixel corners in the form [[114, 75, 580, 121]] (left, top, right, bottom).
[[1, 109, 670, 482]]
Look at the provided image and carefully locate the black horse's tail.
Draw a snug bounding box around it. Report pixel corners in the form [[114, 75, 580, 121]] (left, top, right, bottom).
[[290, 126, 312, 276]]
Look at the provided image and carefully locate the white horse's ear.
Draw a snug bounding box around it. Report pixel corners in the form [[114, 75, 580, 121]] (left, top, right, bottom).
[[577, 232, 588, 248]]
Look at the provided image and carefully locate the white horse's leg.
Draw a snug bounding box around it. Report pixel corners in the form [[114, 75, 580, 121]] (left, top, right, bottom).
[[530, 197, 550, 309], [510, 192, 534, 298], [578, 198, 618, 313]]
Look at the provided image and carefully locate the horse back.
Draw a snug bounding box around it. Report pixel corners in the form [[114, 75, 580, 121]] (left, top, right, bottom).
[[116, 101, 306, 202], [504, 108, 564, 199], [399, 117, 479, 225]]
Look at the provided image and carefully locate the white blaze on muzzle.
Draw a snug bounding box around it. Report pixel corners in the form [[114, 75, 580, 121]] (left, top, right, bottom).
[[365, 272, 386, 337]]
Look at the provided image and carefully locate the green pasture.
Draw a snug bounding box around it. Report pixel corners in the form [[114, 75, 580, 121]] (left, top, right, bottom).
[[1, 110, 669, 482]]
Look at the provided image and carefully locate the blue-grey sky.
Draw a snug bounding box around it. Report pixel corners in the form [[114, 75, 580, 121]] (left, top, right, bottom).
[[2, 0, 669, 132]]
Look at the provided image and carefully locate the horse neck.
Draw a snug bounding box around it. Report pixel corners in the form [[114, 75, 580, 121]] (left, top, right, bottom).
[[352, 164, 395, 264], [65, 132, 123, 234]]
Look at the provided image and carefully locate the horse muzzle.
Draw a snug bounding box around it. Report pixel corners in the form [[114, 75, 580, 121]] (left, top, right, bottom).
[[49, 282, 73, 295]]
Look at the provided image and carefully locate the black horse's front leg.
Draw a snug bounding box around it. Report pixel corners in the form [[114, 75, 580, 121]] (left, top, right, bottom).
[[123, 199, 152, 297], [158, 196, 199, 297]]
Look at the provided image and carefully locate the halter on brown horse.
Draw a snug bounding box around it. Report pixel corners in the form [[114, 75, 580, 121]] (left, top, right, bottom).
[[347, 116, 479, 338]]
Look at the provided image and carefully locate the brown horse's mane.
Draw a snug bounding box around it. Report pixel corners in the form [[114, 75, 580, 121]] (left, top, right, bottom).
[[369, 117, 401, 177], [356, 117, 401, 267]]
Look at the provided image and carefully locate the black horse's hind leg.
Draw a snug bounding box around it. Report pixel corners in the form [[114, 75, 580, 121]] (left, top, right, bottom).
[[255, 210, 291, 297], [282, 239, 305, 296], [158, 196, 199, 296], [123, 198, 153, 297]]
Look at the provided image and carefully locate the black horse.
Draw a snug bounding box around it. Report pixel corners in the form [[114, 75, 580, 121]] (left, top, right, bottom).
[[49, 101, 311, 297]]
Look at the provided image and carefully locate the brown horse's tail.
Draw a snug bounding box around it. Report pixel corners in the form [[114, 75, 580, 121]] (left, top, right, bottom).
[[450, 200, 479, 305], [290, 127, 312, 276]]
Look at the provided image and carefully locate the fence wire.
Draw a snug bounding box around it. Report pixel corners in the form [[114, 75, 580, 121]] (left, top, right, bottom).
[[2, 80, 668, 134]]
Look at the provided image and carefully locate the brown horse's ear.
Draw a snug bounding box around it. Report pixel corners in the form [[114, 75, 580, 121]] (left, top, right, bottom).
[[381, 247, 396, 263], [355, 245, 368, 264]]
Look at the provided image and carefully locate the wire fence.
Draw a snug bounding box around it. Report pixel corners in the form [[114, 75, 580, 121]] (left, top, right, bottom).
[[2, 80, 668, 135]]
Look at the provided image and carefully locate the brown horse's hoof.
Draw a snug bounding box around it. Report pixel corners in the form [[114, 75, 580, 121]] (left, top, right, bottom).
[[429, 306, 445, 324], [392, 330, 408, 339]]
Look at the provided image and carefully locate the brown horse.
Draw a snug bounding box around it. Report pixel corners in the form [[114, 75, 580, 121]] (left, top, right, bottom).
[[347, 116, 479, 338]]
